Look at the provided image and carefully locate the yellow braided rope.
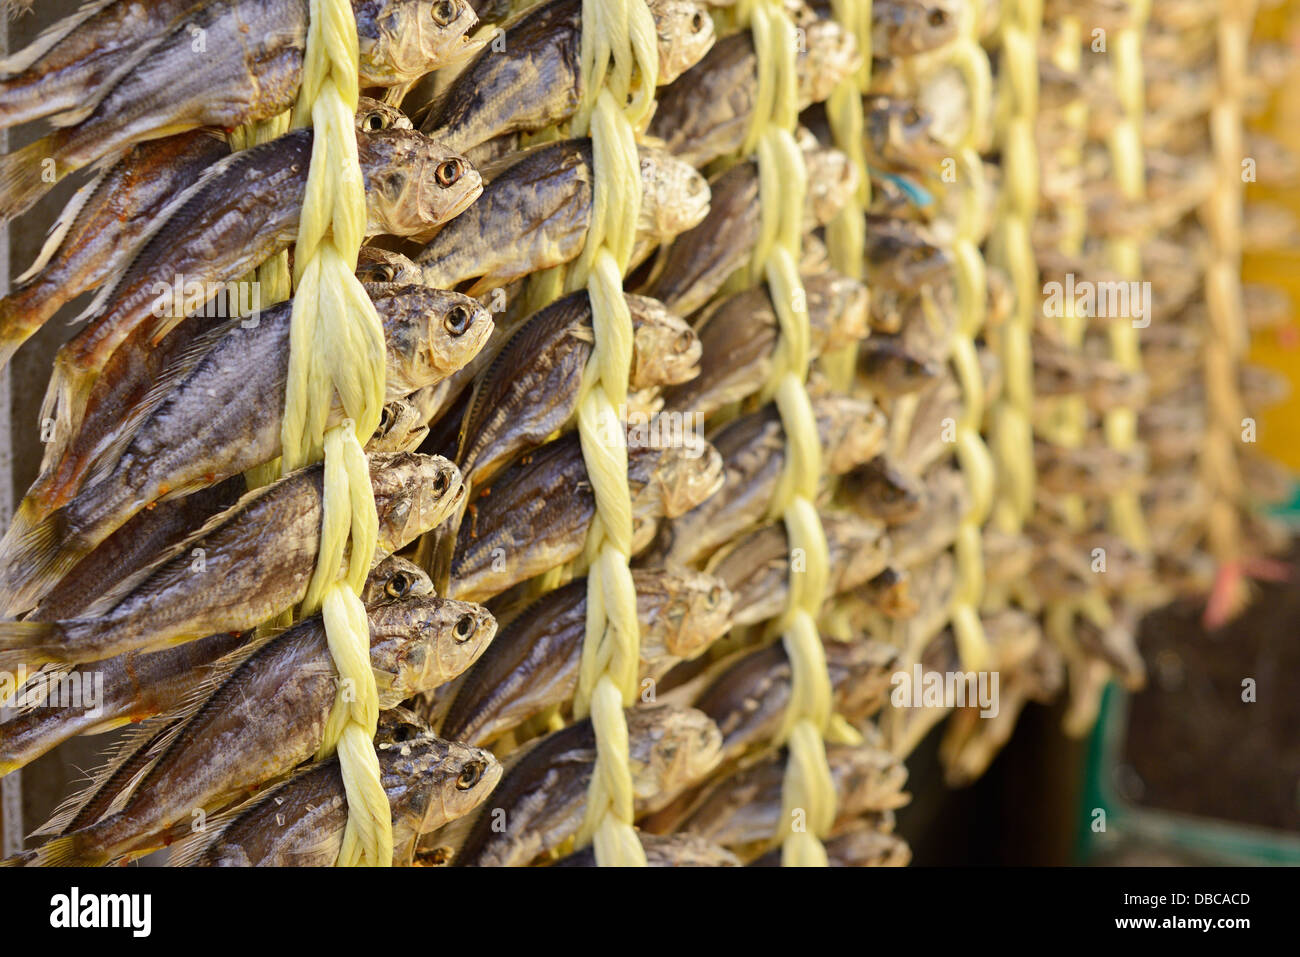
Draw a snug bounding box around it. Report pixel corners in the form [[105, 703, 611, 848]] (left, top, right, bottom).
[[726, 0, 837, 867], [946, 4, 993, 672], [281, 0, 391, 866], [988, 0, 1039, 537], [821, 0, 871, 392], [1037, 16, 1107, 653], [1102, 0, 1150, 554], [1202, 0, 1255, 574], [567, 0, 659, 868]]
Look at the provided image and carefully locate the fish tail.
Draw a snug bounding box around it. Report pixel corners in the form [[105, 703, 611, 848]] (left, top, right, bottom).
[[0, 131, 64, 222], [0, 620, 60, 676], [11, 831, 97, 867], [35, 353, 91, 488], [0, 282, 45, 372], [0, 502, 82, 616]]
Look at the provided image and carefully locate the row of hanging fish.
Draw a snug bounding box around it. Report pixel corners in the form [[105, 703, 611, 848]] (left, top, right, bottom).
[[0, 0, 914, 866], [0, 0, 1292, 866]]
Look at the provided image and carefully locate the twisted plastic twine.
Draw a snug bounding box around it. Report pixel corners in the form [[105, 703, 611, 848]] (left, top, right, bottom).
[[988, 0, 1039, 539], [726, 0, 841, 867], [1101, 0, 1150, 555], [280, 0, 391, 866], [821, 0, 871, 391], [1202, 0, 1255, 579], [945, 4, 994, 673], [563, 0, 659, 868], [1036, 15, 1112, 662]]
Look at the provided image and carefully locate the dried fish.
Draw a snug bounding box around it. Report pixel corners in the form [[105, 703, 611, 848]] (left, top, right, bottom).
[[182, 709, 501, 866], [12, 592, 496, 866], [439, 569, 732, 746], [0, 286, 491, 613], [0, 0, 480, 220], [0, 452, 463, 662]]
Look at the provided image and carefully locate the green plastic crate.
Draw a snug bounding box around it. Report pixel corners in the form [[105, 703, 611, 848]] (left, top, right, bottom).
[[1078, 683, 1300, 865]]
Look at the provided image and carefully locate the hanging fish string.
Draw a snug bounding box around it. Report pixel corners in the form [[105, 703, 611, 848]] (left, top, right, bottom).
[[0, 0, 1295, 868], [0, 0, 503, 866]]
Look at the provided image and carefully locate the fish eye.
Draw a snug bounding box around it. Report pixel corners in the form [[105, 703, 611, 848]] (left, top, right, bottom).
[[436, 158, 464, 187], [674, 330, 694, 353], [365, 111, 386, 132], [457, 759, 485, 790], [928, 8, 948, 27], [454, 613, 476, 642], [691, 10, 706, 32], [391, 722, 416, 742], [432, 0, 458, 25], [444, 303, 473, 337], [385, 571, 411, 599], [707, 584, 724, 607], [433, 469, 452, 496]]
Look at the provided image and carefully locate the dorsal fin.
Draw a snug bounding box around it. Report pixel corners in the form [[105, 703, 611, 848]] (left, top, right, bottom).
[[0, 0, 116, 76], [78, 316, 249, 496]]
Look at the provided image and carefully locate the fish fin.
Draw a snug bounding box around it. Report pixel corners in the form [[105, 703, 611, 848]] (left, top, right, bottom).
[[0, 0, 116, 77], [30, 711, 185, 837], [0, 132, 62, 222], [44, 28, 174, 130], [0, 621, 59, 674], [473, 139, 563, 184], [75, 485, 269, 621], [165, 791, 267, 867], [0, 662, 71, 711], [77, 318, 240, 498], [14, 158, 110, 285], [12, 833, 83, 867], [0, 503, 83, 616]]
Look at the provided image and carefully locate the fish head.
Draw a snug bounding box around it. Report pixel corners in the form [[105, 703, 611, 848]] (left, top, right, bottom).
[[826, 639, 899, 720], [815, 396, 886, 474], [802, 143, 858, 225], [377, 286, 494, 390], [357, 246, 424, 284], [864, 217, 951, 287], [636, 569, 733, 660], [373, 710, 501, 843], [824, 514, 889, 591], [807, 273, 870, 349], [627, 705, 723, 799], [648, 0, 717, 84], [800, 19, 862, 104], [648, 440, 724, 518], [356, 97, 414, 132], [367, 399, 430, 453], [638, 148, 711, 241], [832, 745, 909, 813], [420, 740, 503, 835], [362, 555, 436, 606], [370, 452, 465, 549], [627, 295, 700, 388], [361, 131, 483, 238], [372, 596, 498, 695], [865, 96, 947, 166], [873, 0, 959, 57], [357, 0, 480, 87]]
